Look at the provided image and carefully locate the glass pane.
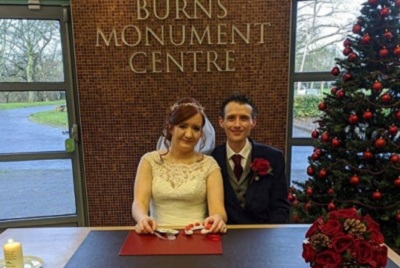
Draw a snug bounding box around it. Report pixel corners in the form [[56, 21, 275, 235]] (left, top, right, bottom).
[[0, 91, 68, 153], [0, 19, 64, 82], [292, 81, 330, 138], [0, 159, 76, 220], [295, 0, 364, 72], [290, 146, 313, 185]]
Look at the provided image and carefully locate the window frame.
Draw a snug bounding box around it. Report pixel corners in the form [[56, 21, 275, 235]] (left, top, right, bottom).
[[0, 5, 87, 228]]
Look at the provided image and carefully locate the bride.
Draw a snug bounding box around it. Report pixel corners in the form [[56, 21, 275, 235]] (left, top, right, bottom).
[[132, 97, 227, 234]]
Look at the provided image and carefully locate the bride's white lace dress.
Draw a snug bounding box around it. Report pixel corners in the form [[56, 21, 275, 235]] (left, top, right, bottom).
[[143, 151, 220, 226]]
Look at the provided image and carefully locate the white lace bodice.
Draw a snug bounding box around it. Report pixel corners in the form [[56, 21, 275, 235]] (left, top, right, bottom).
[[143, 151, 220, 226]]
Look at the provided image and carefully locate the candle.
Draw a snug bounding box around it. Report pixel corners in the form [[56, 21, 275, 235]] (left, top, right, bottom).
[[3, 239, 24, 268]]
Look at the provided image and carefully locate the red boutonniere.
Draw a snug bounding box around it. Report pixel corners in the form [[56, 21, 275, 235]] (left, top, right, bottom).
[[250, 158, 272, 184]]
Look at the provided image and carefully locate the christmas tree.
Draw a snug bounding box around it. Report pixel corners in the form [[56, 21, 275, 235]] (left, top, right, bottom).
[[291, 0, 400, 253]]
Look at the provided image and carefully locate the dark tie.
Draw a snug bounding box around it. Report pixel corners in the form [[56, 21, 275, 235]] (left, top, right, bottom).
[[231, 154, 243, 181]]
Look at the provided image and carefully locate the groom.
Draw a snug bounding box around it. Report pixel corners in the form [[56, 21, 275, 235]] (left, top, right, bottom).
[[211, 93, 290, 224]]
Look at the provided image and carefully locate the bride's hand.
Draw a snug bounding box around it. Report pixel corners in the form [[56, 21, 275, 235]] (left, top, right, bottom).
[[135, 216, 157, 234], [204, 214, 227, 233]]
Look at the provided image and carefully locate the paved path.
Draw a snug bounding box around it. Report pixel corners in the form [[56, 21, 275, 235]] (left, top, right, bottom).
[[0, 106, 75, 220]]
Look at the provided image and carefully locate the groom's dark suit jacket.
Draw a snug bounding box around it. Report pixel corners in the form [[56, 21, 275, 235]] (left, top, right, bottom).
[[211, 139, 290, 224]]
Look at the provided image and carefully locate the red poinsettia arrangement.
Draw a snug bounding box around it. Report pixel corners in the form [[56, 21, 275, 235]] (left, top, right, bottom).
[[249, 158, 272, 184], [302, 208, 388, 268]]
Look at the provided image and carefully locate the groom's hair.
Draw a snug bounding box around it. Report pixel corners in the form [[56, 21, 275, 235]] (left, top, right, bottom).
[[219, 93, 258, 118]]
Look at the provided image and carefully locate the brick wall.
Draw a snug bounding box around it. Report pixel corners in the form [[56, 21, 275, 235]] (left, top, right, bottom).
[[71, 0, 291, 226]]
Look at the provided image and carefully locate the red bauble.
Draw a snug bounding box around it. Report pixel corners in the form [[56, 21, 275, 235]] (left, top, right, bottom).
[[383, 30, 393, 40], [311, 153, 319, 160], [321, 132, 330, 142], [305, 202, 311, 211], [390, 154, 400, 164], [368, 0, 378, 5], [394, 46, 400, 57], [343, 39, 351, 47], [327, 188, 335, 195], [348, 53, 357, 61], [388, 124, 398, 135], [331, 137, 340, 148], [372, 190, 382, 200], [394, 178, 400, 187], [342, 72, 352, 81], [396, 0, 400, 7], [363, 110, 373, 120], [395, 110, 400, 119], [348, 114, 358, 124], [350, 174, 360, 185], [361, 34, 371, 45], [288, 193, 295, 202], [307, 166, 314, 176], [363, 150, 373, 160], [311, 129, 319, 139], [396, 213, 400, 223], [381, 93, 391, 103], [352, 24, 362, 34], [336, 89, 345, 99], [306, 187, 313, 195], [380, 6, 390, 17], [328, 202, 336, 211], [371, 81, 383, 92], [313, 148, 322, 155], [318, 169, 327, 179], [292, 213, 299, 222], [331, 66, 340, 76], [292, 199, 299, 207], [331, 86, 338, 95], [379, 47, 389, 58], [375, 137, 386, 148], [343, 47, 353, 56], [318, 102, 326, 111]]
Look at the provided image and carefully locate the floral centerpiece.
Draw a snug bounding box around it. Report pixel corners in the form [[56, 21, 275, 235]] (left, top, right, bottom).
[[302, 208, 388, 268], [249, 158, 272, 184]]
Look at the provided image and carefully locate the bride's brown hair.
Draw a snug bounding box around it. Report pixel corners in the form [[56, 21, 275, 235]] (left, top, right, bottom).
[[161, 97, 207, 152]]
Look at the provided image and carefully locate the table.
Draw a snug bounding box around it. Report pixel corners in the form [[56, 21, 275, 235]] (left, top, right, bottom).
[[0, 225, 399, 267]]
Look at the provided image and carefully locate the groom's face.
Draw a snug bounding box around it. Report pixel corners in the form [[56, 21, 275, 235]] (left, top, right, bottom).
[[219, 101, 257, 145]]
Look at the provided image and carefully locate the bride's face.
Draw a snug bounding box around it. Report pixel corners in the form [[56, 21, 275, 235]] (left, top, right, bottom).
[[170, 113, 203, 152]]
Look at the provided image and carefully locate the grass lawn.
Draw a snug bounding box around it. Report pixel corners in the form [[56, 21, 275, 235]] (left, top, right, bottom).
[[1, 100, 68, 128]]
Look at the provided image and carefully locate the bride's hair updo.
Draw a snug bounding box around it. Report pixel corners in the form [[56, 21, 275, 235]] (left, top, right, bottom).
[[161, 97, 206, 150]]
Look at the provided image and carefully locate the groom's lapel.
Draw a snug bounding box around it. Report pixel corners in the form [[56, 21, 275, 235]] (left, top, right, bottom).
[[244, 141, 259, 207]]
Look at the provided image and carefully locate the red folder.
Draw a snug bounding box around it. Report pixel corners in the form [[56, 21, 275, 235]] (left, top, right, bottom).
[[119, 231, 223, 255]]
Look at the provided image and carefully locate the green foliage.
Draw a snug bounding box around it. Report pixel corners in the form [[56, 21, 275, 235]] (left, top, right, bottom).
[[293, 95, 323, 118], [291, 0, 400, 254], [29, 110, 67, 128], [0, 100, 65, 110]]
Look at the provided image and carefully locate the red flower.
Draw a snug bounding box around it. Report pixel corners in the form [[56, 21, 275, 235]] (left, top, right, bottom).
[[315, 250, 342, 267], [249, 158, 272, 184], [302, 209, 388, 268], [328, 208, 358, 220], [320, 219, 342, 237], [355, 240, 373, 264], [305, 217, 324, 238], [331, 234, 354, 253], [302, 243, 316, 263], [375, 246, 388, 267]]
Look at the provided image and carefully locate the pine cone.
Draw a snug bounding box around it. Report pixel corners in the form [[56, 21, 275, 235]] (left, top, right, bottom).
[[343, 218, 367, 234], [310, 233, 330, 250]]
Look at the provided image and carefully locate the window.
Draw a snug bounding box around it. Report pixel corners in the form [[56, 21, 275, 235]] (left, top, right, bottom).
[[0, 5, 85, 227], [288, 0, 365, 185]]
